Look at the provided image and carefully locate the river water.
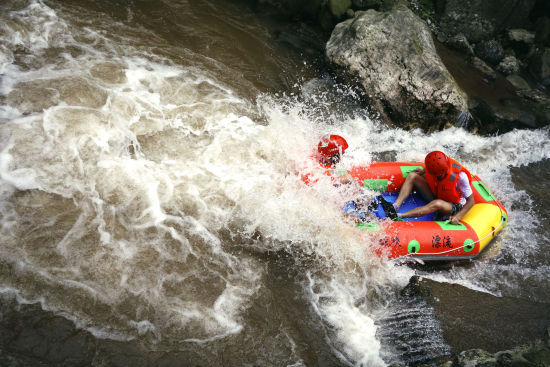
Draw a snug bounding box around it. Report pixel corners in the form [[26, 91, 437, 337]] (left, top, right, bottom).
[[0, 0, 549, 366]]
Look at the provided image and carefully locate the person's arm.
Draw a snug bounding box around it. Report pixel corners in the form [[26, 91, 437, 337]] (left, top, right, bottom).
[[449, 194, 475, 224], [413, 167, 425, 176]]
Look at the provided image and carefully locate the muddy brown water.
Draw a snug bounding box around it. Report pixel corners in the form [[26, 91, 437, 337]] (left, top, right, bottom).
[[0, 0, 549, 366]]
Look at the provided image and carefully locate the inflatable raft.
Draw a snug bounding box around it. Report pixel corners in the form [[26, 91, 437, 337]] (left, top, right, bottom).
[[341, 162, 508, 261]]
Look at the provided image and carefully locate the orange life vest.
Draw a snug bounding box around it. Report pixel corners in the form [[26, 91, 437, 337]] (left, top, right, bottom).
[[425, 158, 472, 204], [301, 155, 331, 185]]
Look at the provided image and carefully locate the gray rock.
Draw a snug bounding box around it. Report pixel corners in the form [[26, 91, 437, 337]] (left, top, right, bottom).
[[514, 89, 550, 128], [438, 0, 537, 43], [457, 349, 497, 366], [495, 350, 515, 365], [517, 88, 550, 105], [329, 0, 352, 18], [529, 47, 550, 80], [469, 95, 543, 132], [506, 74, 530, 90], [448, 33, 475, 55], [499, 348, 542, 366], [471, 57, 497, 80], [508, 29, 536, 44], [455, 341, 550, 367], [507, 29, 536, 57], [326, 4, 467, 130], [440, 11, 495, 43], [497, 55, 520, 75], [475, 39, 505, 65]]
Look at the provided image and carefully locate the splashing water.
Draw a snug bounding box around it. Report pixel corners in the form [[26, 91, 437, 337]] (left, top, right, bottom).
[[1, 0, 549, 365]]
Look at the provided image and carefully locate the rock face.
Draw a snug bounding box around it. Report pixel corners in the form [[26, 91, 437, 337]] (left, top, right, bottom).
[[326, 4, 468, 130], [448, 33, 474, 55], [530, 48, 550, 81], [436, 0, 537, 42], [470, 57, 497, 80], [497, 56, 520, 75], [454, 344, 550, 367], [475, 39, 504, 65], [508, 28, 535, 44]]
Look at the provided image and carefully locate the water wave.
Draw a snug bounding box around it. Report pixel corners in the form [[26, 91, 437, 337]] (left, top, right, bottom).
[[1, 0, 549, 365]]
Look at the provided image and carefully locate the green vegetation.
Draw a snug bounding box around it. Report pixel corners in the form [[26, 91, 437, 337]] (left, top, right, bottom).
[[329, 0, 352, 18], [414, 0, 435, 23]]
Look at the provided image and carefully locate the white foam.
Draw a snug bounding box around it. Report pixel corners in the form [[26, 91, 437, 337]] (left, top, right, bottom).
[[0, 143, 41, 191], [305, 267, 411, 367], [256, 89, 550, 361], [0, 0, 264, 346], [0, 1, 549, 364]]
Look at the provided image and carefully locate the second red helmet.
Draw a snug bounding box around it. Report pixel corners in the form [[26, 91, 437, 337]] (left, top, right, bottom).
[[425, 151, 450, 177], [317, 135, 348, 158]]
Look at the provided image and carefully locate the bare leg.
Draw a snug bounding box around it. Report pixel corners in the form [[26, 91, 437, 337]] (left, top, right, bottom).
[[399, 199, 453, 218], [394, 172, 434, 210]]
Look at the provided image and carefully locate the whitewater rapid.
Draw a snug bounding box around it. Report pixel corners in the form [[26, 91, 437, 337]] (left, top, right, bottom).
[[1, 1, 549, 365]]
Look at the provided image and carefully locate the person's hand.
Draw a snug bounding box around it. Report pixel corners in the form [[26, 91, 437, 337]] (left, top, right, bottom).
[[448, 215, 461, 225], [343, 213, 362, 224], [413, 168, 425, 176], [338, 175, 352, 184]]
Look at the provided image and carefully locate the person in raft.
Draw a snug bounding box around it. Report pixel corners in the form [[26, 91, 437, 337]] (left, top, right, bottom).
[[302, 135, 370, 222], [391, 151, 475, 224], [302, 134, 351, 185], [316, 134, 348, 168], [313, 135, 377, 222]]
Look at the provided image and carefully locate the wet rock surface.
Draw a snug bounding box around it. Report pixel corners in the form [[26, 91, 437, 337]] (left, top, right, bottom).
[[432, 0, 550, 132], [530, 48, 550, 81], [475, 39, 505, 66], [435, 41, 549, 133], [447, 33, 474, 56], [0, 294, 148, 367], [390, 276, 550, 367], [436, 0, 537, 43], [508, 28, 535, 45], [470, 57, 497, 81], [416, 277, 550, 353], [326, 3, 468, 130], [255, 0, 550, 133], [496, 56, 520, 75]]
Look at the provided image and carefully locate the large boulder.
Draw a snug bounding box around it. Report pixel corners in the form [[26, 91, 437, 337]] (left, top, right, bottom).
[[326, 4, 468, 130], [436, 0, 537, 43]]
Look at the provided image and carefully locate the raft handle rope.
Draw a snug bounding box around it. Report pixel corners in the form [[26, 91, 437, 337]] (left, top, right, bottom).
[[391, 195, 507, 261]]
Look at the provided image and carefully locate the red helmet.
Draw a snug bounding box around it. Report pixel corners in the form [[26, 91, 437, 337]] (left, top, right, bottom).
[[425, 151, 450, 177], [317, 135, 348, 158]]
